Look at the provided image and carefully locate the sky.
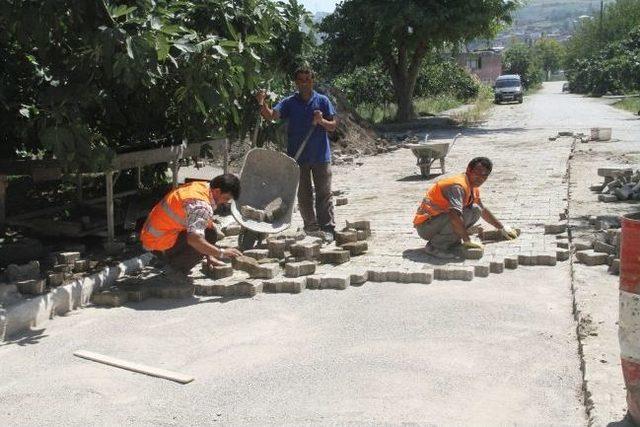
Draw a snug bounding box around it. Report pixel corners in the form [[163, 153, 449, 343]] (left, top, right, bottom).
[[300, 0, 337, 13]]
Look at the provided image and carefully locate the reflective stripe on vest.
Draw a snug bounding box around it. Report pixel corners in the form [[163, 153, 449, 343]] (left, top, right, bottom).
[[160, 200, 186, 226], [413, 173, 480, 226]]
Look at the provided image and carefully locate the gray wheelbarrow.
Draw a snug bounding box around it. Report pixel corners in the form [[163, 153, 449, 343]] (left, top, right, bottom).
[[405, 132, 462, 177], [230, 126, 316, 250]]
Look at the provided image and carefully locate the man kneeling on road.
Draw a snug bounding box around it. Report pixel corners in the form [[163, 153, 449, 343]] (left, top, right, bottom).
[[140, 174, 243, 283], [413, 157, 518, 259]]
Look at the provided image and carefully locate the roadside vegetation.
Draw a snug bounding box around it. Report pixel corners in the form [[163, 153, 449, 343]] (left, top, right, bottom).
[[451, 85, 495, 126], [502, 38, 564, 91], [613, 97, 640, 114], [565, 0, 640, 96]]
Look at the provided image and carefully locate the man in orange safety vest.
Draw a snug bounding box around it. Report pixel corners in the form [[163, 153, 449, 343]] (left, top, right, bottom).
[[141, 174, 243, 282], [413, 157, 518, 259]]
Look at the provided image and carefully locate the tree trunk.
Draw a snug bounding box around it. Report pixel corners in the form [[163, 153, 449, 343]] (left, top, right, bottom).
[[394, 75, 416, 122], [385, 42, 429, 122]]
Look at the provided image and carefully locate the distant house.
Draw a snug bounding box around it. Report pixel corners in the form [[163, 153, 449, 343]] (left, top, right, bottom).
[[457, 49, 503, 85]]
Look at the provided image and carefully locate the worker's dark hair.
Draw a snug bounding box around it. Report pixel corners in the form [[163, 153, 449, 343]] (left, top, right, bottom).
[[293, 66, 315, 80], [210, 173, 240, 200], [467, 157, 493, 173]]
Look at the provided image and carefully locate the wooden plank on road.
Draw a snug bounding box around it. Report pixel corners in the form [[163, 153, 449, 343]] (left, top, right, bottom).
[[73, 350, 194, 384]]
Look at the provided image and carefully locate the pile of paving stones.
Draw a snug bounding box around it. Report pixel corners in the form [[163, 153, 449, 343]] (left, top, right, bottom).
[[572, 225, 622, 276], [591, 167, 640, 202], [0, 249, 98, 303]]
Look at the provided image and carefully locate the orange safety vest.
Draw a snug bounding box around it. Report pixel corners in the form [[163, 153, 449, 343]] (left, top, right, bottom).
[[413, 173, 481, 226], [140, 181, 212, 251]]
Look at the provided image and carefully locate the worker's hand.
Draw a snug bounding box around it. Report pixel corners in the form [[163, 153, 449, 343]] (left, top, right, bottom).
[[220, 247, 242, 259], [500, 226, 519, 240], [312, 109, 323, 125], [462, 240, 484, 250], [255, 89, 267, 106], [206, 255, 228, 267]]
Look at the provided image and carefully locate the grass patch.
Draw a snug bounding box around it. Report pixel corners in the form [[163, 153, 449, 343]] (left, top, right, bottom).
[[356, 94, 464, 124], [613, 97, 640, 114], [450, 85, 494, 126]]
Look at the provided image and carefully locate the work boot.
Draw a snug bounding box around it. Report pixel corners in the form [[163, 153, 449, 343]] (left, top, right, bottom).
[[424, 242, 456, 259]]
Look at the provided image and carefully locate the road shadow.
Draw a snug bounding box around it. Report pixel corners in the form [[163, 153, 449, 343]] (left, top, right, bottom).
[[606, 413, 637, 427], [1, 328, 49, 347], [397, 173, 441, 182], [402, 248, 464, 266]]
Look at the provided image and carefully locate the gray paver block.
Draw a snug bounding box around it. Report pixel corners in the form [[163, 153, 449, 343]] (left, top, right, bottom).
[[290, 242, 321, 260], [384, 270, 401, 283], [556, 249, 571, 262], [345, 219, 371, 231], [91, 288, 127, 307], [306, 276, 321, 289], [544, 223, 567, 234], [597, 167, 633, 178], [462, 247, 484, 260], [556, 241, 569, 249], [318, 249, 351, 265], [264, 197, 287, 223], [609, 259, 620, 275], [433, 267, 474, 281], [593, 241, 616, 255], [195, 280, 261, 297], [123, 285, 150, 302], [53, 264, 73, 274], [349, 271, 368, 286], [203, 263, 234, 280], [598, 194, 618, 203], [263, 278, 306, 294], [335, 197, 348, 206], [222, 222, 241, 236], [240, 205, 265, 222], [356, 229, 371, 240], [367, 270, 386, 282], [575, 250, 609, 266], [15, 279, 46, 295], [335, 230, 358, 245], [243, 249, 269, 260], [5, 261, 40, 282], [232, 255, 260, 273], [320, 275, 350, 290], [284, 261, 316, 277], [57, 252, 81, 265], [149, 283, 195, 299], [47, 272, 65, 287], [267, 240, 286, 259], [517, 254, 537, 266], [249, 263, 280, 280], [504, 257, 519, 269], [572, 240, 593, 251], [480, 228, 522, 241], [340, 241, 368, 256], [73, 259, 90, 273], [490, 261, 505, 274], [410, 271, 433, 284], [536, 253, 557, 266], [474, 265, 490, 278], [605, 229, 621, 247]]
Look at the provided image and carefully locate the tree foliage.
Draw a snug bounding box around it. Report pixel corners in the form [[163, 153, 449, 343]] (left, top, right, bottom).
[[532, 38, 564, 78], [503, 43, 543, 88], [320, 0, 517, 121], [0, 0, 313, 172]]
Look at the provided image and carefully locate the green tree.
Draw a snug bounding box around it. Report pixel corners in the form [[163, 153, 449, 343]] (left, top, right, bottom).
[[503, 43, 543, 88], [319, 0, 517, 122], [533, 38, 564, 80], [0, 0, 312, 172]]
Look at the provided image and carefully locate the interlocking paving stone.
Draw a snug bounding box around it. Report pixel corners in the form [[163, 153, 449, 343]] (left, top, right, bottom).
[[575, 250, 609, 266], [340, 241, 368, 256], [284, 261, 316, 278], [262, 278, 306, 294], [318, 249, 351, 265]]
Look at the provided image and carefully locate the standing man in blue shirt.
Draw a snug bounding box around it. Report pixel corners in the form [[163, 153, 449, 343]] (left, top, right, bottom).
[[256, 67, 338, 241]]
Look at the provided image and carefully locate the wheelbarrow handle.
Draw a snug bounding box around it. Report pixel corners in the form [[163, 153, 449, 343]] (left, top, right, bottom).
[[293, 125, 317, 162]]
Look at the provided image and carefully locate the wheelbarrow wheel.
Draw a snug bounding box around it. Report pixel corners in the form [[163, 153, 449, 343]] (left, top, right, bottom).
[[237, 228, 263, 251], [419, 164, 431, 178]]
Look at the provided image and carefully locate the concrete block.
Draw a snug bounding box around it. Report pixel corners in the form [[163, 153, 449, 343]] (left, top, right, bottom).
[[222, 222, 242, 236], [319, 249, 351, 265], [384, 270, 401, 283], [517, 254, 537, 266], [202, 263, 234, 280], [73, 259, 90, 273], [590, 184, 604, 192], [47, 272, 65, 287], [593, 241, 616, 255], [544, 223, 567, 235], [306, 276, 321, 289], [609, 259, 620, 275], [367, 270, 386, 282], [598, 194, 618, 203], [504, 257, 519, 269], [148, 283, 194, 299], [257, 258, 279, 265], [335, 230, 357, 245], [575, 250, 609, 266], [195, 280, 261, 298], [264, 197, 287, 223], [556, 249, 571, 262], [462, 247, 484, 260], [57, 252, 81, 265], [243, 249, 269, 260], [232, 255, 260, 273], [480, 228, 522, 241], [320, 275, 350, 290], [490, 261, 505, 274], [345, 219, 371, 231], [240, 205, 265, 221], [556, 241, 569, 249], [474, 265, 490, 278], [284, 261, 316, 278], [16, 279, 46, 295], [335, 197, 349, 206], [572, 240, 593, 251], [340, 241, 368, 256], [53, 264, 73, 274], [267, 240, 286, 259], [290, 242, 321, 260], [5, 261, 40, 282], [536, 253, 557, 266], [433, 267, 474, 281], [597, 167, 633, 178], [91, 288, 127, 307], [356, 230, 371, 241], [607, 254, 615, 266], [263, 278, 305, 294], [249, 263, 280, 280], [409, 271, 432, 284], [349, 271, 369, 286], [605, 229, 621, 247]]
